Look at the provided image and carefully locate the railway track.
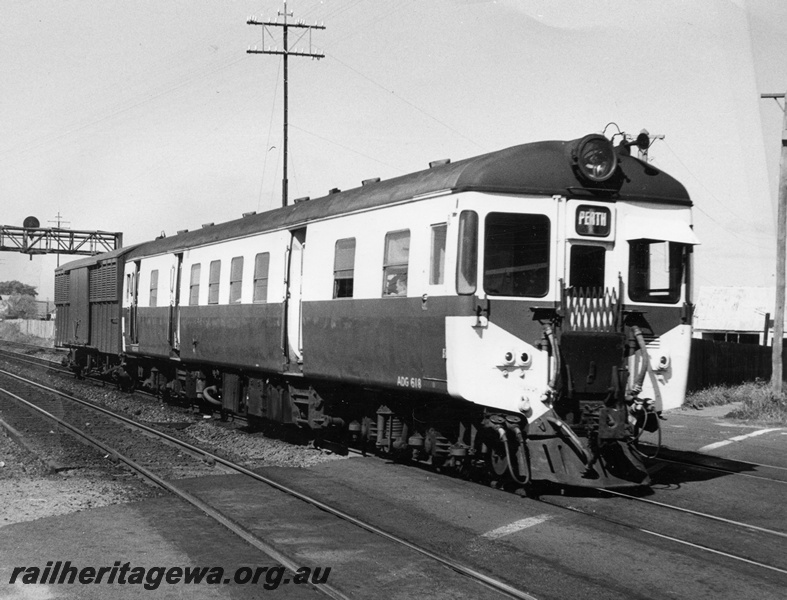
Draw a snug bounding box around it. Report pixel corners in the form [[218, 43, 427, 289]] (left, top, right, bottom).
[[9, 343, 785, 484], [540, 488, 787, 575], [0, 366, 539, 600], [648, 446, 787, 484], [1, 344, 785, 595], [534, 443, 787, 578], [0, 344, 68, 374]]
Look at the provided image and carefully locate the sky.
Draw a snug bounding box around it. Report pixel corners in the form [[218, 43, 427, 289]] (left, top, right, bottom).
[[1, 0, 786, 301]]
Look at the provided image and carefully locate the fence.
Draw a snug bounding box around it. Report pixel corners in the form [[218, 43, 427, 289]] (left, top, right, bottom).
[[687, 338, 778, 392], [2, 318, 55, 341]]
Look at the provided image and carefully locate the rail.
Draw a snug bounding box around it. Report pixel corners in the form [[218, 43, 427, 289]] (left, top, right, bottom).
[[0, 367, 540, 600]]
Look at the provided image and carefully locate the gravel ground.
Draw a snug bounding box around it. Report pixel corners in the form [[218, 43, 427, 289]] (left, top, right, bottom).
[[0, 427, 162, 528], [34, 370, 347, 468], [0, 349, 346, 528], [0, 350, 347, 467]]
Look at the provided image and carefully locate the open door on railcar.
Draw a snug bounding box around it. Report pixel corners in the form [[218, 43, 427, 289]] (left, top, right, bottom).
[[168, 253, 182, 356], [284, 228, 306, 371], [126, 260, 140, 348]]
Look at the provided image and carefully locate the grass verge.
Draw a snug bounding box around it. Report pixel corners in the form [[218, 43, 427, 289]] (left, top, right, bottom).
[[684, 380, 787, 424]]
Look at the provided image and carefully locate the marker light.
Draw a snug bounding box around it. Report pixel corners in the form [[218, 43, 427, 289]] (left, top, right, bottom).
[[574, 134, 618, 183]]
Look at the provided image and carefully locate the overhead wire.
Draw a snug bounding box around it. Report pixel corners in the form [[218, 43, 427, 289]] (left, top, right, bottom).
[[306, 0, 368, 22], [248, 0, 377, 206], [661, 139, 761, 223], [0, 53, 249, 166], [327, 54, 485, 151], [2, 2, 481, 201], [259, 58, 283, 211], [251, 0, 482, 203], [0, 3, 268, 163], [313, 0, 487, 152], [289, 123, 407, 173], [660, 139, 773, 252], [271, 0, 484, 164], [321, 0, 414, 48]]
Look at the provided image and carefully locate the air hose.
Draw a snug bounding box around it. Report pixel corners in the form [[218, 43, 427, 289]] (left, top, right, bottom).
[[630, 326, 649, 395], [544, 325, 560, 392], [201, 385, 222, 406], [498, 427, 530, 486], [629, 326, 662, 459]]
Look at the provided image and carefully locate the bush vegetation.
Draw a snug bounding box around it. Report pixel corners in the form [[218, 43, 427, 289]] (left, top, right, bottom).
[[684, 379, 787, 424]]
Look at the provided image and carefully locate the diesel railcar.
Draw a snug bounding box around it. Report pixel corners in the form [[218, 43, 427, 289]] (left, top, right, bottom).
[[55, 133, 698, 489]]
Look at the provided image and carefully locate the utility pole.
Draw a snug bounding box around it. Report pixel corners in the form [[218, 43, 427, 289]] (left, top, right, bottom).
[[761, 91, 787, 397], [248, 1, 325, 208], [48, 211, 71, 267]]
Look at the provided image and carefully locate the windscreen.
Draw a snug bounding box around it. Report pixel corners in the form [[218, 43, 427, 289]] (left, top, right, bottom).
[[483, 213, 550, 297], [628, 240, 687, 303]]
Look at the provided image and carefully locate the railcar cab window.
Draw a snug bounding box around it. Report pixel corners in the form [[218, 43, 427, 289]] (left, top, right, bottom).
[[628, 240, 687, 304], [230, 257, 243, 303], [383, 229, 410, 296], [189, 264, 201, 306], [208, 260, 221, 305], [569, 245, 605, 290], [253, 252, 270, 303], [456, 211, 478, 295], [149, 269, 159, 307], [333, 238, 356, 299], [483, 213, 550, 297], [430, 224, 447, 285]]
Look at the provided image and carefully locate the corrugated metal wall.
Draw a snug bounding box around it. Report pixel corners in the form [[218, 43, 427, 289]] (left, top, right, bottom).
[[90, 303, 121, 354], [54, 272, 70, 347], [68, 268, 90, 345], [88, 260, 121, 354]]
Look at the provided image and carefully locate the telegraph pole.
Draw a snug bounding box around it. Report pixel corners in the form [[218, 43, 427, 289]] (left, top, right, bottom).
[[761, 91, 787, 397], [248, 2, 325, 208], [48, 211, 71, 267]]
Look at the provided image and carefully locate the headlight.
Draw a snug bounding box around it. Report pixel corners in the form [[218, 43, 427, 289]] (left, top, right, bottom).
[[574, 134, 617, 182]]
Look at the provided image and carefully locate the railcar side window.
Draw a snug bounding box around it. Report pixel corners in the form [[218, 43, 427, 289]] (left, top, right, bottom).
[[430, 224, 447, 285], [483, 213, 550, 297], [569, 245, 605, 290], [456, 211, 478, 295], [230, 257, 243, 303], [189, 264, 201, 306], [333, 238, 356, 299], [149, 269, 159, 307], [208, 260, 221, 305], [382, 230, 410, 296], [628, 241, 686, 303], [253, 252, 270, 303]]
